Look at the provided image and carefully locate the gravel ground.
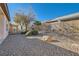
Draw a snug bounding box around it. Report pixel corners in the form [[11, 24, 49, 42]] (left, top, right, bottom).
[[0, 34, 79, 56]]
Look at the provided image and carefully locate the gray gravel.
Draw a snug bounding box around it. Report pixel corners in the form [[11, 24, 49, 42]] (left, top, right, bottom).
[[0, 34, 79, 56]]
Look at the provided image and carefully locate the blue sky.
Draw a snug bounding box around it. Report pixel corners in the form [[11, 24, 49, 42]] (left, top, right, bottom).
[[8, 3, 79, 23]]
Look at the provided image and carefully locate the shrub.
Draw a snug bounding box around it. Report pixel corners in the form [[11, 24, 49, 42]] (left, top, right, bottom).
[[27, 30, 38, 36], [31, 30, 38, 35], [21, 30, 28, 34]]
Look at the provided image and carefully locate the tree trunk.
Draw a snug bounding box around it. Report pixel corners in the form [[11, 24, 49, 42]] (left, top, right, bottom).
[[20, 23, 23, 32], [25, 23, 28, 32]]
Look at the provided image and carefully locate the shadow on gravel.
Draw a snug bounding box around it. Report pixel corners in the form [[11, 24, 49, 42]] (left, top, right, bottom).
[[49, 40, 60, 42]]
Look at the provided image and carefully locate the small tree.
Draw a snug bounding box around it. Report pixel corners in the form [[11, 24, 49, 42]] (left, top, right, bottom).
[[34, 20, 41, 25], [34, 20, 41, 30], [14, 13, 28, 32]]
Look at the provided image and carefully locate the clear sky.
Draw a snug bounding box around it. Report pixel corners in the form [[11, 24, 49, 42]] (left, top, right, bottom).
[[8, 3, 79, 23]]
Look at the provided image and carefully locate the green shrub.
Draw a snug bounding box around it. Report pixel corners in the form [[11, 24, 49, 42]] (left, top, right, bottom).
[[31, 30, 38, 35], [27, 30, 38, 36]]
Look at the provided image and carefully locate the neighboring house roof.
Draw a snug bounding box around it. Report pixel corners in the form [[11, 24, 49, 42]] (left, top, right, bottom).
[[10, 23, 18, 27], [11, 22, 19, 25], [10, 22, 19, 27], [45, 20, 57, 23], [46, 12, 79, 23], [54, 12, 79, 21]]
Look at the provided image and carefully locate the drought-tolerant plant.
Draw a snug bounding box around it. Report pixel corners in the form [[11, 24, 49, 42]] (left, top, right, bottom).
[[27, 29, 38, 36]]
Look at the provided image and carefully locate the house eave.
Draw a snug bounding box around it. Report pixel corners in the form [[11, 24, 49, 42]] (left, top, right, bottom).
[[0, 3, 10, 21]]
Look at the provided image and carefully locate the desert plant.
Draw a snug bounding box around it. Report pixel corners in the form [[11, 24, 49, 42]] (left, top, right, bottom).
[[27, 30, 38, 36]]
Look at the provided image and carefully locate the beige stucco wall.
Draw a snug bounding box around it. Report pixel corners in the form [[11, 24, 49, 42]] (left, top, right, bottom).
[[0, 13, 9, 44], [0, 15, 3, 39]]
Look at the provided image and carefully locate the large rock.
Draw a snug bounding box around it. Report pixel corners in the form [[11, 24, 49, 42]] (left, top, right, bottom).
[[41, 35, 56, 42]]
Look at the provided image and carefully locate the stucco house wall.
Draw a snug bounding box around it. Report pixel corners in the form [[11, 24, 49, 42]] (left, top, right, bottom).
[[0, 14, 9, 44], [0, 3, 10, 44]]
